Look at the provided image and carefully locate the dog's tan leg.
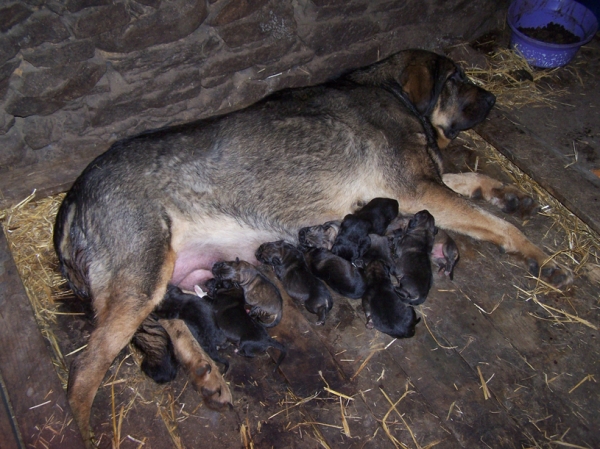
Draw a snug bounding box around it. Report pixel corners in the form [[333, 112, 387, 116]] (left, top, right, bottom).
[[159, 319, 233, 410], [443, 172, 538, 217], [68, 296, 167, 446], [403, 183, 572, 288], [68, 251, 176, 447]]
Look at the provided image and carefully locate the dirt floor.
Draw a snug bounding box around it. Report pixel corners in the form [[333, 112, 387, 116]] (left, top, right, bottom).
[[2, 30, 599, 449]]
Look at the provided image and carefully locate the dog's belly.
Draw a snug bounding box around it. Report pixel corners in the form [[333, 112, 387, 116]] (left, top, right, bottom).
[[170, 216, 291, 290]]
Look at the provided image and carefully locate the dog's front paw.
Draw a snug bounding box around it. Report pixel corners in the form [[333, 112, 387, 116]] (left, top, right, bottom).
[[527, 259, 574, 289], [490, 186, 538, 218]]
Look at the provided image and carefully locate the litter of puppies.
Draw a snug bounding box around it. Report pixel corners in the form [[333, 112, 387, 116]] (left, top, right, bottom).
[[151, 197, 459, 378]]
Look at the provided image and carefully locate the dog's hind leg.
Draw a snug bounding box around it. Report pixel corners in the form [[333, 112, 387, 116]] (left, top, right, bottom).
[[404, 183, 572, 288], [159, 319, 233, 410], [443, 172, 538, 217], [67, 249, 175, 446]]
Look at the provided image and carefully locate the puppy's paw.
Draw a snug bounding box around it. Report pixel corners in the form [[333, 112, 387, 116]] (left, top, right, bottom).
[[490, 186, 538, 218]]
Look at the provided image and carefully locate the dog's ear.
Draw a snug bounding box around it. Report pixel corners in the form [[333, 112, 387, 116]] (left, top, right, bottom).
[[398, 55, 456, 116]]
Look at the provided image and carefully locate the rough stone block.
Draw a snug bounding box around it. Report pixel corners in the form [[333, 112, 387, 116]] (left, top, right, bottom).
[[379, 3, 429, 31], [216, 1, 295, 48], [314, 2, 368, 21], [0, 35, 19, 65], [21, 115, 62, 150], [0, 59, 20, 93], [201, 38, 297, 78], [65, 0, 112, 13], [5, 95, 66, 117], [5, 60, 106, 116], [0, 126, 26, 167], [70, 4, 130, 39], [9, 10, 70, 49], [0, 111, 16, 135], [0, 3, 33, 33], [92, 0, 208, 52], [210, 0, 270, 26], [306, 17, 381, 56], [22, 40, 96, 68]]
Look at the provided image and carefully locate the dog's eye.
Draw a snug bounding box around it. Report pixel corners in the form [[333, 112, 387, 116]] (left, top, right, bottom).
[[449, 69, 466, 83]]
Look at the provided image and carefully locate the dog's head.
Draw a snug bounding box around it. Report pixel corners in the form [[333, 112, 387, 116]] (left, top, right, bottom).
[[347, 49, 495, 148]]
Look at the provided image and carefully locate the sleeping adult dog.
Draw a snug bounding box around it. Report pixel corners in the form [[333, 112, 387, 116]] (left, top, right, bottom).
[[53, 49, 572, 444]]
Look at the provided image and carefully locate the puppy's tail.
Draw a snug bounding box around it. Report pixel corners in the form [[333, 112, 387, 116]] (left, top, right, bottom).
[[261, 309, 282, 328], [269, 339, 287, 373]]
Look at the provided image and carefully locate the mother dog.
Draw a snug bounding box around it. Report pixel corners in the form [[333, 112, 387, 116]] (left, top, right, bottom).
[[54, 49, 571, 443]]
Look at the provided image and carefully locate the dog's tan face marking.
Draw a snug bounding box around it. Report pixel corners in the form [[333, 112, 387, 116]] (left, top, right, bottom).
[[430, 70, 495, 148]]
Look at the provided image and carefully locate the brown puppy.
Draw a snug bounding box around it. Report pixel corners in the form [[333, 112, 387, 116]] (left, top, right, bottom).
[[298, 220, 341, 251], [212, 259, 283, 328], [54, 49, 571, 443], [256, 241, 333, 325]]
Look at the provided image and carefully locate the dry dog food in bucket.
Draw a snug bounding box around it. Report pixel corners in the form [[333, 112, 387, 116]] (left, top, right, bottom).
[[507, 0, 598, 67]]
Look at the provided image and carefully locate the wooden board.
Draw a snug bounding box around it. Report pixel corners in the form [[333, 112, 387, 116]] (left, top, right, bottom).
[[0, 231, 85, 448], [475, 109, 600, 236]]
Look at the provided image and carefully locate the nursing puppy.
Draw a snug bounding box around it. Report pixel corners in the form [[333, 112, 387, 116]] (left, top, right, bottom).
[[431, 229, 460, 279], [54, 49, 571, 442], [390, 210, 436, 305], [298, 220, 341, 251], [154, 285, 229, 372], [256, 241, 333, 325], [331, 198, 399, 264], [386, 214, 459, 279], [207, 279, 286, 371], [212, 259, 283, 327], [362, 259, 420, 338], [304, 247, 367, 299], [131, 315, 179, 384]]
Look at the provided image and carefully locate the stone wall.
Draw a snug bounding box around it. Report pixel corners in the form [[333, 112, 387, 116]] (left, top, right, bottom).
[[0, 0, 508, 201]]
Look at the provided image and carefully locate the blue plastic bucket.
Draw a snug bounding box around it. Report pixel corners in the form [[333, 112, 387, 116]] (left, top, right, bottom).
[[507, 0, 598, 68]]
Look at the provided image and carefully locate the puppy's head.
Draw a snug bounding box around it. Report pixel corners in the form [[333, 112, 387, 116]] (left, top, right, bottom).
[[255, 240, 289, 266], [212, 258, 254, 282], [408, 210, 436, 236], [298, 221, 341, 250]]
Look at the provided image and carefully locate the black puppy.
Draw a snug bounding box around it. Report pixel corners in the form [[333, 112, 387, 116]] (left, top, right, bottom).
[[304, 247, 367, 299], [256, 241, 333, 325], [206, 279, 286, 372], [154, 284, 229, 372], [132, 315, 179, 384], [362, 259, 420, 339], [389, 210, 436, 305], [331, 198, 399, 264]]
